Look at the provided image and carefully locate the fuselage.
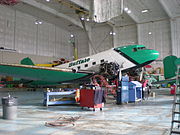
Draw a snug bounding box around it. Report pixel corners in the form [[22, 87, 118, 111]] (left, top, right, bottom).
[[57, 45, 159, 72]]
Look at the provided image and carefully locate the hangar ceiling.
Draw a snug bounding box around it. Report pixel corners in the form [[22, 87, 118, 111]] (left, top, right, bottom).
[[5, 0, 180, 30]]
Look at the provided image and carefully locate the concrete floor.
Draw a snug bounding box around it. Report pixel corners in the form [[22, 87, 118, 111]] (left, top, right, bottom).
[[0, 88, 173, 135]]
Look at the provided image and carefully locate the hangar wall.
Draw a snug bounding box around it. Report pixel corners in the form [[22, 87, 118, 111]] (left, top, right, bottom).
[[0, 6, 73, 63], [171, 18, 180, 57], [73, 30, 89, 58], [114, 25, 138, 47], [89, 24, 113, 55], [0, 51, 56, 64], [137, 20, 171, 60]]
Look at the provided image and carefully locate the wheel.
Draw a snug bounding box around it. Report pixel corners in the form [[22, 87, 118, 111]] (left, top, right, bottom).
[[81, 107, 83, 110], [100, 108, 102, 111], [93, 108, 95, 111]]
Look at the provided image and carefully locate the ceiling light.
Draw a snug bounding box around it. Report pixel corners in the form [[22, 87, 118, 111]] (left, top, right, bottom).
[[148, 32, 152, 35], [80, 17, 85, 20], [86, 18, 90, 21], [46, 0, 50, 2], [70, 34, 74, 38], [124, 7, 128, 11], [110, 32, 116, 35], [127, 10, 131, 14], [39, 21, 42, 24], [142, 9, 149, 13], [35, 20, 43, 25]]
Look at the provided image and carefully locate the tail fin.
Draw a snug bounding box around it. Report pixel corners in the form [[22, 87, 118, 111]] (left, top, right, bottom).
[[20, 57, 35, 66], [163, 55, 177, 79]]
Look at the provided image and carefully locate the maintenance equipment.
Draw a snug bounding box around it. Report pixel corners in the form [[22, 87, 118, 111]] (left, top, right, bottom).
[[170, 64, 180, 134]]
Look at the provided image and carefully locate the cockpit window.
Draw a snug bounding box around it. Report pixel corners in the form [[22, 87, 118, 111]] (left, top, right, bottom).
[[133, 48, 137, 52], [138, 47, 146, 50], [133, 47, 146, 52]]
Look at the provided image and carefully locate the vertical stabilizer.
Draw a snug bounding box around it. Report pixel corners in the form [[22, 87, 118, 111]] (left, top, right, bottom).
[[20, 57, 35, 66], [163, 55, 177, 79]]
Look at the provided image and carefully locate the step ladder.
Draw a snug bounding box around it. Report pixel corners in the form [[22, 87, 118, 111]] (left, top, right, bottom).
[[170, 65, 180, 134]]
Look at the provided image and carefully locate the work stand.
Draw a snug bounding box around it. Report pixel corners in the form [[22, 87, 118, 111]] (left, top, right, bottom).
[[170, 65, 180, 134]]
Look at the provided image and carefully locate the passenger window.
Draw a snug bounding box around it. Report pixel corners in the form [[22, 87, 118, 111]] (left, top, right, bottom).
[[92, 62, 96, 65], [85, 64, 88, 67], [101, 59, 104, 63]]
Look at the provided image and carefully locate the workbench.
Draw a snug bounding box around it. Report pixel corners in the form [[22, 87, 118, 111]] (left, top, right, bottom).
[[43, 90, 76, 106]]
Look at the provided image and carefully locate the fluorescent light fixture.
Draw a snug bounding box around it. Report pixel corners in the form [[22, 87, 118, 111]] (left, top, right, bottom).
[[35, 20, 43, 25], [110, 32, 116, 35], [86, 18, 90, 21], [124, 7, 128, 11], [39, 21, 42, 24], [81, 17, 85, 20], [142, 9, 149, 13], [127, 10, 131, 14], [148, 32, 152, 35]]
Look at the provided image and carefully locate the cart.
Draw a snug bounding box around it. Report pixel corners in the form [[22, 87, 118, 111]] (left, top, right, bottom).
[[80, 87, 105, 111]]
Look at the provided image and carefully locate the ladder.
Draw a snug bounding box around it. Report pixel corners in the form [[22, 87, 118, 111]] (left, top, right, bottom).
[[170, 65, 180, 134]]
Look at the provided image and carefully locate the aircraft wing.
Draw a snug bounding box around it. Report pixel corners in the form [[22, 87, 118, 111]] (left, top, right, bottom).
[[0, 63, 93, 83], [152, 78, 177, 85], [0, 80, 32, 84]]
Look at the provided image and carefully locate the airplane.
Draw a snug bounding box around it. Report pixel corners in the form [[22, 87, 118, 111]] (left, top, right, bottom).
[[152, 55, 180, 85], [0, 45, 159, 87]]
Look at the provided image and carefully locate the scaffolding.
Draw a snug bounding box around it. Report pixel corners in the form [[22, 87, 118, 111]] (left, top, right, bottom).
[[170, 64, 180, 134]]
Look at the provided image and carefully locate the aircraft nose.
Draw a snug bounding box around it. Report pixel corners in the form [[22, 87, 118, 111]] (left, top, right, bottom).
[[141, 49, 159, 64], [149, 49, 159, 60], [133, 49, 159, 65]]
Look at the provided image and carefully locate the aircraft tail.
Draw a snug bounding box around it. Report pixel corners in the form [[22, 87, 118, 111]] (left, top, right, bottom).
[[163, 55, 177, 79], [20, 57, 35, 66]]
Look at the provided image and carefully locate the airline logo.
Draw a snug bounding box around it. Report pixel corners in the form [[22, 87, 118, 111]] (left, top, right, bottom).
[[68, 58, 90, 67]]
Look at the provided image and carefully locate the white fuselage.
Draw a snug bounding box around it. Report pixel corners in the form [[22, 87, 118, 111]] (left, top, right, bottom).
[[57, 48, 136, 72]]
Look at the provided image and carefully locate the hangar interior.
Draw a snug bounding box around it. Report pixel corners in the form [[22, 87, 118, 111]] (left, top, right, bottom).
[[0, 0, 180, 135]]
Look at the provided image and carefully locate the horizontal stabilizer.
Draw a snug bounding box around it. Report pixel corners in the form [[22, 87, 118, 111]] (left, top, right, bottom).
[[20, 57, 35, 66]]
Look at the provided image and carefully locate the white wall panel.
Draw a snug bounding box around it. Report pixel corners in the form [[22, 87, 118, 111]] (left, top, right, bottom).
[[0, 51, 57, 64], [73, 30, 89, 58], [137, 20, 171, 60], [0, 6, 14, 49], [114, 25, 137, 47], [0, 6, 73, 61], [90, 25, 113, 54], [15, 11, 37, 55], [55, 27, 73, 60], [171, 18, 180, 57], [37, 22, 55, 56]]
